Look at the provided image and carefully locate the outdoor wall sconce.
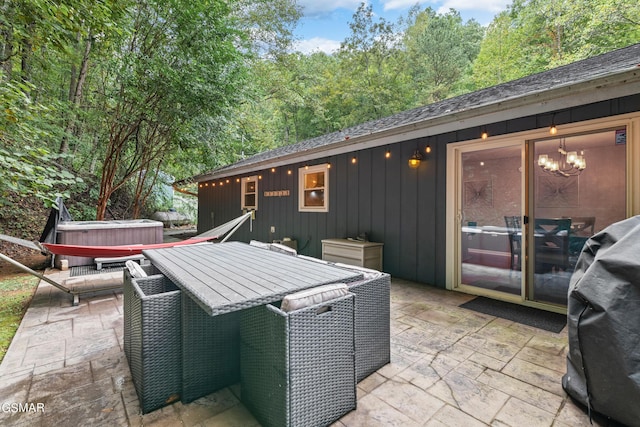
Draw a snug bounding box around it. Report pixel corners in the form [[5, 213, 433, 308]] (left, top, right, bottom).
[[408, 149, 423, 168]]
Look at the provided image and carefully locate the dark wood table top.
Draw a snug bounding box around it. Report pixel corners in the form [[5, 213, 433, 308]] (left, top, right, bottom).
[[143, 241, 362, 316]]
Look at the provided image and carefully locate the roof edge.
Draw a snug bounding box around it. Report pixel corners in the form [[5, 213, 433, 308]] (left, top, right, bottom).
[[186, 65, 640, 183]]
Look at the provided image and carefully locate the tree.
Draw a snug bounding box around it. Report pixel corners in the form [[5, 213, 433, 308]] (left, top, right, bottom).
[[331, 3, 408, 127], [93, 0, 250, 220], [0, 78, 81, 207], [472, 0, 640, 88], [404, 7, 484, 103]]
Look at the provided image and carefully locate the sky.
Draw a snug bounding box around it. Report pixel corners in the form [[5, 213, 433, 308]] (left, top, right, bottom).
[[293, 0, 511, 54]]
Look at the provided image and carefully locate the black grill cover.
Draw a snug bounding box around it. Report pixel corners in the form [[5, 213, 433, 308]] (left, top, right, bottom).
[[563, 216, 640, 427]]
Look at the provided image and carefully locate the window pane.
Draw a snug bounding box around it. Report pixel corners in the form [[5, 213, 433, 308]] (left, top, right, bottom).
[[304, 172, 324, 189], [244, 194, 256, 207], [460, 145, 522, 297], [304, 189, 324, 206], [245, 181, 256, 193], [532, 128, 626, 305]]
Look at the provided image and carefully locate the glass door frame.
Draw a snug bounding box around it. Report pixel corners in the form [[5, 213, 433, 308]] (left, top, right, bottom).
[[446, 136, 527, 306], [446, 113, 640, 313]]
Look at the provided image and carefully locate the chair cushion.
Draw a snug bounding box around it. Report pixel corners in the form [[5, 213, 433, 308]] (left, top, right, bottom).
[[269, 243, 297, 256], [334, 263, 382, 279], [280, 283, 349, 312], [249, 240, 271, 249], [126, 260, 148, 278], [297, 254, 330, 264]]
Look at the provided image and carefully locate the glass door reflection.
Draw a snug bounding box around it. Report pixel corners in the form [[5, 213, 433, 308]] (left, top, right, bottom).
[[460, 144, 523, 297], [531, 128, 627, 305]]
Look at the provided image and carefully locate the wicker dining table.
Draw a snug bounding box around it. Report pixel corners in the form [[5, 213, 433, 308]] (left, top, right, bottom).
[[141, 241, 364, 404]]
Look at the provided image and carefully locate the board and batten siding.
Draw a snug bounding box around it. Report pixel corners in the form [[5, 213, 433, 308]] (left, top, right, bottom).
[[198, 139, 439, 284], [198, 93, 640, 287]]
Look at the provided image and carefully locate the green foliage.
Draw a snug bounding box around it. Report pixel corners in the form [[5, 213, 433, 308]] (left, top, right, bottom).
[[0, 146, 82, 208], [472, 0, 640, 88], [0, 274, 39, 363], [1, 0, 635, 218], [334, 3, 408, 126], [404, 7, 484, 102], [1, 77, 83, 208]]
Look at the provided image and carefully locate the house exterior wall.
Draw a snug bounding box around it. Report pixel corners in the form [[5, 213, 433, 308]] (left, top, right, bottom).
[[198, 93, 640, 287]]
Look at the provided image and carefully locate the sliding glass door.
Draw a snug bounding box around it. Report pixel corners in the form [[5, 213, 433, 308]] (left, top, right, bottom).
[[531, 128, 627, 305], [451, 125, 628, 308], [458, 142, 524, 298]]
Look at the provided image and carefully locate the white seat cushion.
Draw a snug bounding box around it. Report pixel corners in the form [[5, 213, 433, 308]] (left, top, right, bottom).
[[250, 240, 271, 249], [334, 263, 382, 279], [280, 283, 349, 312], [126, 260, 148, 278], [269, 243, 297, 256]]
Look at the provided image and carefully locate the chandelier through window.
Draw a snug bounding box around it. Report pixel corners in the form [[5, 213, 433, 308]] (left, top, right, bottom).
[[537, 138, 586, 177]]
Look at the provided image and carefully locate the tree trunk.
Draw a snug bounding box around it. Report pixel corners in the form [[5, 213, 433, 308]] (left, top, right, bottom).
[[1, 28, 12, 80], [19, 22, 34, 83], [60, 34, 92, 155]]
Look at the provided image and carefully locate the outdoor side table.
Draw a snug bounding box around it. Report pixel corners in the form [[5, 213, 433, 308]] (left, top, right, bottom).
[[240, 293, 357, 427]]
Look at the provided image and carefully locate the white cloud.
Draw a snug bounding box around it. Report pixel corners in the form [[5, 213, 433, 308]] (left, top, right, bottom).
[[294, 37, 342, 54], [297, 0, 365, 17], [381, 0, 429, 11], [436, 0, 510, 14], [381, 0, 509, 14]]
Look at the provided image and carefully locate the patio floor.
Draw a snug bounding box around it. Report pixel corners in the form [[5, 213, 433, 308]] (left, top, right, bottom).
[[0, 269, 616, 426]]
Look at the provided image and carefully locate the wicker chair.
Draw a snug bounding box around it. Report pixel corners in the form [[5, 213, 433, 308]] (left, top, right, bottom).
[[126, 274, 182, 414], [240, 293, 356, 427]]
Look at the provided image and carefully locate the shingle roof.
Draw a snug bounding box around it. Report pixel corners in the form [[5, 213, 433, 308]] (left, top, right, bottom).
[[189, 43, 640, 182]]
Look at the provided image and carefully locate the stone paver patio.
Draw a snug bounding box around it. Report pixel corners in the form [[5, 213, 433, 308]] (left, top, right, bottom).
[[0, 268, 619, 426]]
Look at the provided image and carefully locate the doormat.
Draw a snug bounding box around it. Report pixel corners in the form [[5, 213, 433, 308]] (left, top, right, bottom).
[[459, 296, 566, 333]]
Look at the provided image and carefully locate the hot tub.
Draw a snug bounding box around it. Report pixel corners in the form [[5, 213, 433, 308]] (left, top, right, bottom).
[[56, 219, 164, 267]]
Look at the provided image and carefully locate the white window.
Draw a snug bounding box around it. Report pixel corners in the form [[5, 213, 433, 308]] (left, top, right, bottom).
[[299, 164, 329, 212], [241, 175, 258, 210]]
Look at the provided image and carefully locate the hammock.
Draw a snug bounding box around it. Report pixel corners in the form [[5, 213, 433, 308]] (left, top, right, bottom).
[[1, 211, 252, 258], [40, 236, 215, 258]]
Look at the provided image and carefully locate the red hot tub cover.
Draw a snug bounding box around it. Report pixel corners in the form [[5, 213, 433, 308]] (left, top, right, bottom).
[[563, 215, 640, 427]]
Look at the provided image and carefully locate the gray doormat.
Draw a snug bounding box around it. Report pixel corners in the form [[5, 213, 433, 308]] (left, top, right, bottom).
[[459, 296, 566, 333]]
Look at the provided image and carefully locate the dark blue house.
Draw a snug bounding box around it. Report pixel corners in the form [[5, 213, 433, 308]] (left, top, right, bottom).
[[181, 43, 640, 312]]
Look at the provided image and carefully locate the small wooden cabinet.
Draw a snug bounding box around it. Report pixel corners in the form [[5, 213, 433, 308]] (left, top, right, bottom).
[[321, 239, 384, 271]]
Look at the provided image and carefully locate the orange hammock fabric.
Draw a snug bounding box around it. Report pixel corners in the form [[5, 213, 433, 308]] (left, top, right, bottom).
[[40, 236, 214, 258]]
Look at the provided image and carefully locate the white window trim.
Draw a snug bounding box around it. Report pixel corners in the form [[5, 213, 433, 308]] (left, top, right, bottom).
[[241, 175, 258, 211], [299, 164, 329, 212]]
